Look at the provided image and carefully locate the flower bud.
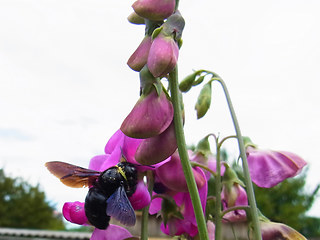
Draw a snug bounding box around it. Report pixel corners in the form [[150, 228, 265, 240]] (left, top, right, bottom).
[[195, 82, 212, 119], [179, 72, 198, 92], [127, 36, 152, 72], [135, 121, 177, 165], [161, 11, 185, 41], [127, 12, 145, 25], [147, 34, 179, 77], [120, 88, 173, 139], [246, 146, 307, 188], [156, 151, 206, 192], [132, 0, 175, 21]]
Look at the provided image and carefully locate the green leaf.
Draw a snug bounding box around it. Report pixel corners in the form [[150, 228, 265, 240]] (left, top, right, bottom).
[[151, 27, 163, 39]]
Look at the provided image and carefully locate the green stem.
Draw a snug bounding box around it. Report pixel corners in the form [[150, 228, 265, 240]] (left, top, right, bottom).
[[214, 139, 222, 240], [221, 205, 251, 218], [190, 162, 217, 178], [140, 171, 154, 240], [217, 78, 262, 240], [169, 67, 209, 240]]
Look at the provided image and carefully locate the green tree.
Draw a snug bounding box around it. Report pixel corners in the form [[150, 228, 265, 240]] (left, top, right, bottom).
[[0, 169, 65, 230], [253, 170, 320, 237]]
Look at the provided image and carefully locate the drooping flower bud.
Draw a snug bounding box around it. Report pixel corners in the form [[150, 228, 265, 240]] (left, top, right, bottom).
[[127, 12, 145, 25], [132, 0, 175, 21], [127, 36, 152, 72], [246, 146, 307, 188], [135, 121, 177, 165], [195, 81, 212, 119], [120, 88, 173, 139], [179, 72, 198, 92], [161, 11, 185, 41], [147, 33, 179, 77], [156, 151, 206, 192]]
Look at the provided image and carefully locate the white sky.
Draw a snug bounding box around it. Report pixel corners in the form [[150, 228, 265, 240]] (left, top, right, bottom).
[[1, 0, 320, 219]]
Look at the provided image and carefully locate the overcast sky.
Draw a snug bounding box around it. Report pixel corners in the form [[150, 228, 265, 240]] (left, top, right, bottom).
[[1, 0, 320, 220]]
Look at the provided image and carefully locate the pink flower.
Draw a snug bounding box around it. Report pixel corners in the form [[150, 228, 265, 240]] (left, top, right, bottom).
[[260, 221, 307, 240], [149, 167, 208, 237], [104, 129, 170, 171], [120, 89, 173, 139], [155, 151, 206, 192], [246, 146, 307, 188], [127, 36, 152, 71], [147, 34, 179, 77], [135, 121, 177, 165], [221, 183, 248, 222], [128, 180, 151, 210], [91, 225, 133, 240], [190, 152, 226, 180], [63, 201, 88, 225], [132, 0, 175, 21], [62, 203, 133, 240]]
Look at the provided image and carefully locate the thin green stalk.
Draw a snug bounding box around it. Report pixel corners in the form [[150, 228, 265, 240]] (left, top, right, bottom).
[[141, 171, 154, 240], [215, 140, 222, 240], [217, 78, 262, 240], [169, 67, 209, 240]]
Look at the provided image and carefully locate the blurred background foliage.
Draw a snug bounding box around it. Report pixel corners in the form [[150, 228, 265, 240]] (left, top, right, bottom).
[[0, 169, 65, 230]]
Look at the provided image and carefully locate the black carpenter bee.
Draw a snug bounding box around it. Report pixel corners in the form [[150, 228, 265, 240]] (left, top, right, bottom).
[[45, 160, 138, 229]]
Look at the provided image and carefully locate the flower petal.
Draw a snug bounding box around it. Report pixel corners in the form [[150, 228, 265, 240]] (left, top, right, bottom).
[[129, 180, 151, 210], [120, 89, 173, 139], [62, 201, 88, 225], [89, 154, 110, 171], [90, 225, 132, 240], [104, 129, 125, 154], [247, 147, 307, 188]]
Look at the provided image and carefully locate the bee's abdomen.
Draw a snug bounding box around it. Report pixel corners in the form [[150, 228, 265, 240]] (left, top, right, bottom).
[[85, 187, 110, 229]]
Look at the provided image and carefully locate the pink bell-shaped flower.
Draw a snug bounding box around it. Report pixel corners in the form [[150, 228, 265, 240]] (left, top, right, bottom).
[[120, 88, 173, 139], [127, 36, 152, 71], [147, 34, 179, 77], [155, 151, 206, 192], [135, 120, 177, 165], [132, 0, 175, 21], [246, 146, 307, 188]]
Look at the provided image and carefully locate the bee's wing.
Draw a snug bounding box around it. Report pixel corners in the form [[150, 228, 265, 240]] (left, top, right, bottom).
[[45, 161, 101, 188], [106, 186, 136, 226]]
